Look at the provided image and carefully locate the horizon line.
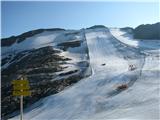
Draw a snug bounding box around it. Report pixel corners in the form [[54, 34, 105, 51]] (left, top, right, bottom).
[[2, 22, 159, 39]]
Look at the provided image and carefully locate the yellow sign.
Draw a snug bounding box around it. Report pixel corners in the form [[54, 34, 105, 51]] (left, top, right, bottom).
[[13, 85, 30, 90], [12, 80, 31, 96], [13, 91, 31, 96]]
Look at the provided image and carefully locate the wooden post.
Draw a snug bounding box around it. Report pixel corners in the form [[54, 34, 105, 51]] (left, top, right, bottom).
[[20, 95, 23, 120]]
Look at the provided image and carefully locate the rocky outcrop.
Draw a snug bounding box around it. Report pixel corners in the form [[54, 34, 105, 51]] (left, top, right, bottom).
[[133, 22, 160, 39], [1, 29, 91, 120]]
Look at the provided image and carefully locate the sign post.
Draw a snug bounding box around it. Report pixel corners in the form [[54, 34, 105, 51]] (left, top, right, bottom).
[[20, 95, 23, 120], [12, 77, 31, 120]]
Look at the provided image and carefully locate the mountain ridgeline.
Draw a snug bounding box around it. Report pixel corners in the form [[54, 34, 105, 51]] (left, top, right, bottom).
[[1, 22, 160, 47]]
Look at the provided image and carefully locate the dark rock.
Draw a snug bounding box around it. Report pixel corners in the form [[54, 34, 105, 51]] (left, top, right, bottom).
[[59, 70, 78, 76], [1, 36, 17, 46], [133, 22, 160, 39], [101, 63, 106, 66], [57, 40, 81, 51], [116, 84, 128, 91], [120, 27, 134, 34], [87, 25, 106, 29]]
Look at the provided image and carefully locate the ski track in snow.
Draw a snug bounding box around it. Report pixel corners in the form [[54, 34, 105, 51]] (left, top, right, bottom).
[[9, 28, 160, 120]]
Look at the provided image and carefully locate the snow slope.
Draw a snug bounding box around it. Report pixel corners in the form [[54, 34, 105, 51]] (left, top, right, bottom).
[[2, 29, 90, 77], [110, 28, 160, 49], [2, 30, 83, 57], [9, 27, 160, 120]]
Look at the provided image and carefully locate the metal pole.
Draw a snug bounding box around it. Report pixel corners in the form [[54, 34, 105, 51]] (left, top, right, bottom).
[[20, 76, 23, 120], [20, 95, 23, 120]]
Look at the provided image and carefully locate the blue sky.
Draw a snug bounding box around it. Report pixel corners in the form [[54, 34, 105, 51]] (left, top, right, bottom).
[[1, 1, 159, 38]]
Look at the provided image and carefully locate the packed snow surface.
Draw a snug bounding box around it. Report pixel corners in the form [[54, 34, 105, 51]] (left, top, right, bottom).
[[10, 28, 160, 120], [110, 28, 160, 49]]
